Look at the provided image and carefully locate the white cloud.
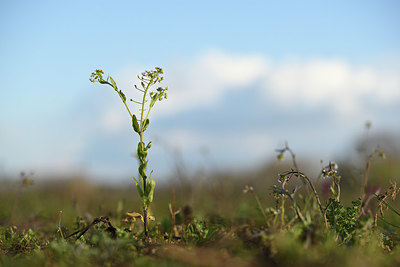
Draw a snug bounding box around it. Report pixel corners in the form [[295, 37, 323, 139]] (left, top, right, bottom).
[[114, 50, 400, 121], [2, 50, 399, 180], [144, 50, 270, 119], [375, 70, 400, 103], [267, 59, 352, 104], [80, 50, 399, 178], [96, 51, 270, 124], [264, 58, 398, 116]]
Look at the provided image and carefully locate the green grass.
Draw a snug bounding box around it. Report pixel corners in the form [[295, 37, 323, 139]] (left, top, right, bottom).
[[1, 152, 400, 266]]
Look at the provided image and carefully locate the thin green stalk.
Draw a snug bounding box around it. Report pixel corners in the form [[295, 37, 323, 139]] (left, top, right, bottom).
[[105, 79, 133, 118], [381, 199, 400, 217], [123, 100, 133, 118], [138, 77, 155, 239], [254, 193, 268, 224], [57, 211, 64, 239], [378, 216, 400, 228], [281, 197, 285, 227]]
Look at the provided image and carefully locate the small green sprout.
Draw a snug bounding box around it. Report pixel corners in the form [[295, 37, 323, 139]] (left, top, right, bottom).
[[90, 67, 168, 239]]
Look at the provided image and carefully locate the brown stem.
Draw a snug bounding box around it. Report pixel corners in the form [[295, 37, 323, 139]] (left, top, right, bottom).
[[281, 171, 328, 227], [285, 142, 310, 195], [172, 188, 176, 228], [361, 151, 375, 201], [287, 147, 299, 171], [143, 209, 148, 239]]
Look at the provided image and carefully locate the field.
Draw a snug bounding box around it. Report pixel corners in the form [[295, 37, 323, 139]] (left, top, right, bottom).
[[1, 143, 400, 267], [2, 1, 400, 266]]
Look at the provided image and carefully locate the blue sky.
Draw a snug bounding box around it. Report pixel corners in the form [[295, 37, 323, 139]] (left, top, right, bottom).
[[1, 1, 399, 182]]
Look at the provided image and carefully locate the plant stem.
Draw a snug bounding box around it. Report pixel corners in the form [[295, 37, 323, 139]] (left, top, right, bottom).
[[172, 189, 176, 228], [139, 77, 154, 239], [105, 80, 133, 118], [361, 151, 375, 201], [140, 77, 154, 131], [281, 171, 328, 227], [57, 211, 64, 239], [122, 100, 133, 118], [253, 193, 268, 225], [143, 209, 148, 239], [281, 197, 285, 227], [285, 142, 299, 171]]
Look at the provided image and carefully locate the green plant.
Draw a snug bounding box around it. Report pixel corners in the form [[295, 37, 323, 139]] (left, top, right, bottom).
[[272, 143, 388, 245], [0, 226, 42, 256], [90, 67, 168, 238], [325, 198, 362, 243], [182, 218, 221, 245], [274, 171, 326, 227]]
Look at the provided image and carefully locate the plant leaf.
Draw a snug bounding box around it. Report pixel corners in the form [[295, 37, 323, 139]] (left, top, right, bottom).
[[139, 161, 148, 179], [132, 115, 140, 133], [142, 119, 150, 132], [118, 90, 126, 102], [133, 176, 144, 198], [146, 142, 152, 151], [109, 76, 117, 90]]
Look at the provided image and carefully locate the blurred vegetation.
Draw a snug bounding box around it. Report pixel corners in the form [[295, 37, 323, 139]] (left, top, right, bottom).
[[1, 132, 400, 266]]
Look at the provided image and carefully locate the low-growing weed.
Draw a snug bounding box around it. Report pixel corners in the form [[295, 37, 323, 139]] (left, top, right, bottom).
[[325, 198, 362, 243], [0, 226, 43, 256]]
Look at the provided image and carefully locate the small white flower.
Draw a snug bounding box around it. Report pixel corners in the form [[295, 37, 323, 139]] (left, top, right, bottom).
[[243, 185, 254, 194]]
